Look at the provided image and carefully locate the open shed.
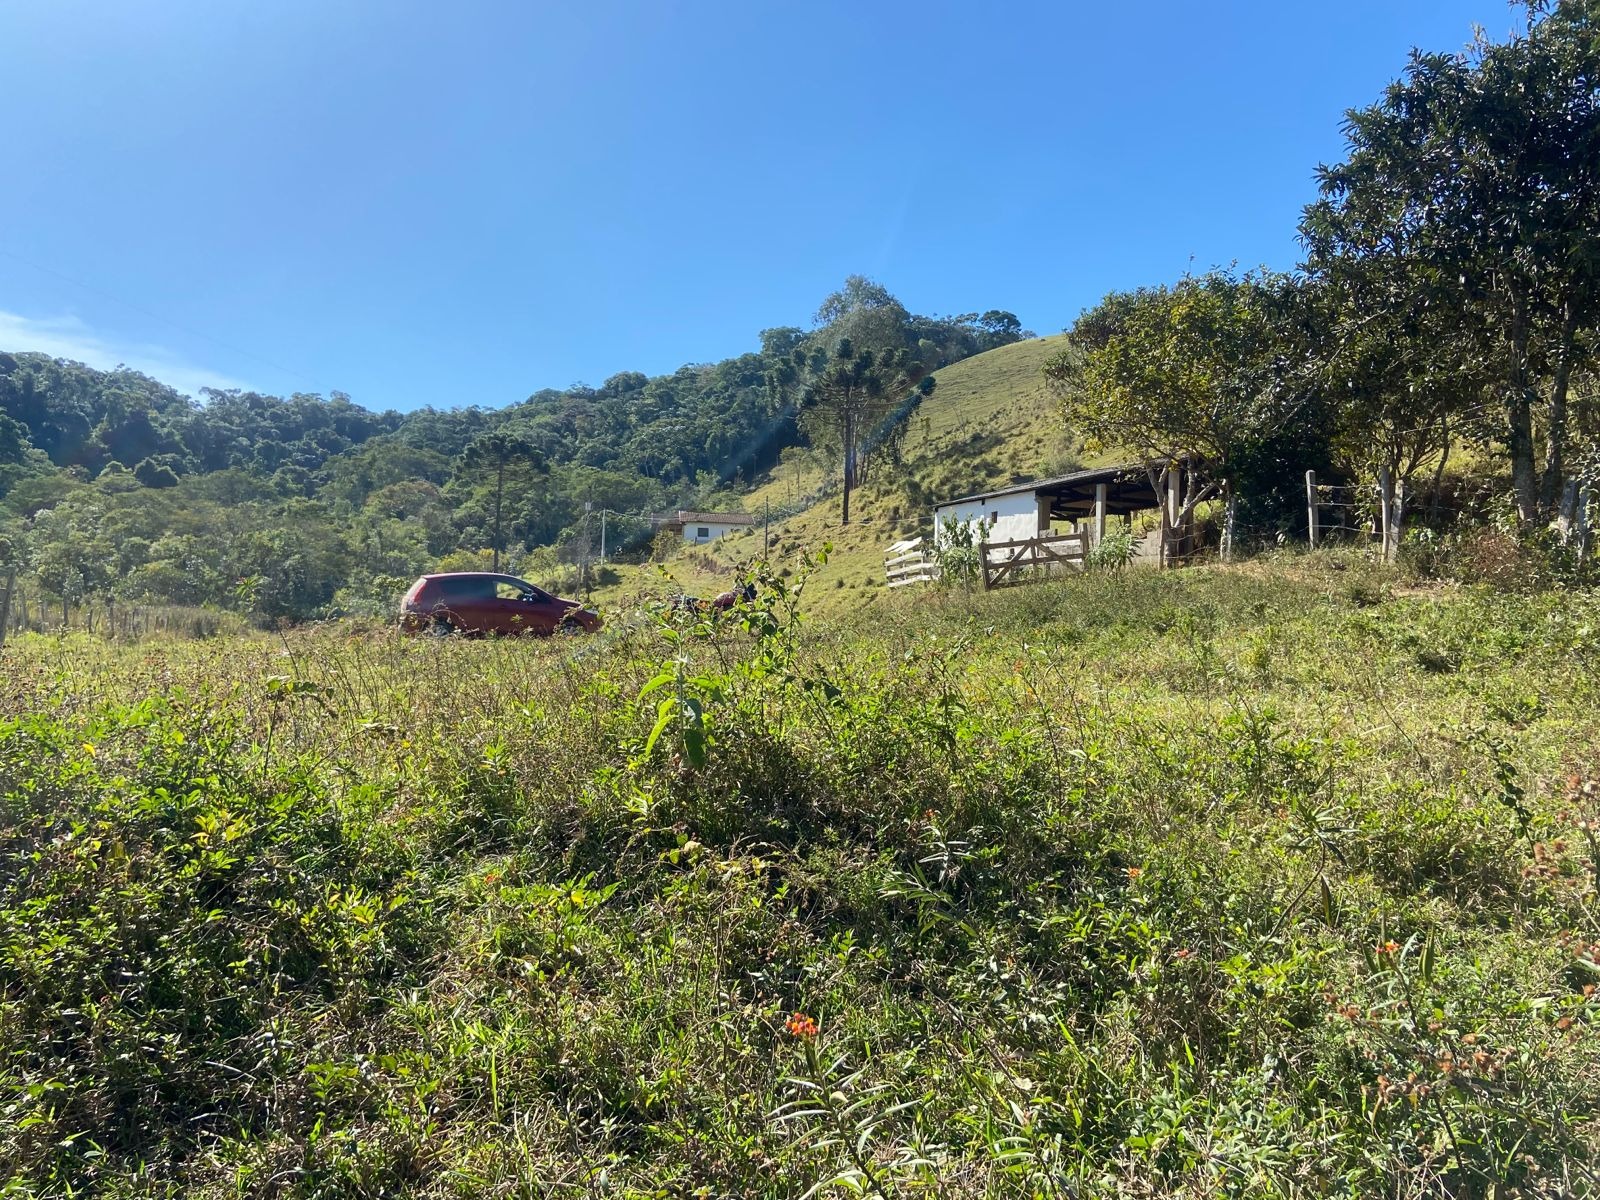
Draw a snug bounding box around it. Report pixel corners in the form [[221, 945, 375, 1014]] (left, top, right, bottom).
[[934, 464, 1170, 533], [930, 461, 1193, 584]]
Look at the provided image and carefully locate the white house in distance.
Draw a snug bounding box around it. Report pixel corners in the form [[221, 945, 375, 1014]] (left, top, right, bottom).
[[653, 509, 756, 545]]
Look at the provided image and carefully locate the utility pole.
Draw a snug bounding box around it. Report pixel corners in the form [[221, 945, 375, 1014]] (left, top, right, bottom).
[[763, 499, 770, 558]]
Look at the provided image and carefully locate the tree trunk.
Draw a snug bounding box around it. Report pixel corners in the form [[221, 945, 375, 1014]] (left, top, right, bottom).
[[1167, 468, 1219, 568], [840, 410, 855, 526], [1540, 298, 1579, 514], [492, 461, 505, 572], [1426, 425, 1450, 526], [1506, 292, 1540, 525]]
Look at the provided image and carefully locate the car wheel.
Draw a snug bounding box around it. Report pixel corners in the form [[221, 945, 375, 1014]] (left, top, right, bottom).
[[429, 617, 455, 637]]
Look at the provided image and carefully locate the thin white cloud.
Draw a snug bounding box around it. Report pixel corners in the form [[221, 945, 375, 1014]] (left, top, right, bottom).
[[0, 310, 248, 399]]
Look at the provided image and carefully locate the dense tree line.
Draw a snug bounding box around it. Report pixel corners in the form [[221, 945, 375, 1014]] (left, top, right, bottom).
[[1047, 2, 1600, 560], [0, 281, 1024, 622]]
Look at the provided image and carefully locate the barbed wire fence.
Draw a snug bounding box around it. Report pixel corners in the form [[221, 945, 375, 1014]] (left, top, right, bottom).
[[1156, 463, 1594, 569]]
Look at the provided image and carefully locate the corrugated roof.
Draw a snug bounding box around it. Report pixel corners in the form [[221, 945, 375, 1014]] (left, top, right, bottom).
[[934, 463, 1151, 509]]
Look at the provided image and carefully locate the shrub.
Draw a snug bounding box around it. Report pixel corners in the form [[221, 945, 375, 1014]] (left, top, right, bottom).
[[1085, 525, 1137, 571]]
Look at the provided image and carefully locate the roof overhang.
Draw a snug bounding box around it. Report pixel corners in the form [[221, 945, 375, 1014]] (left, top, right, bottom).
[[933, 462, 1180, 520]]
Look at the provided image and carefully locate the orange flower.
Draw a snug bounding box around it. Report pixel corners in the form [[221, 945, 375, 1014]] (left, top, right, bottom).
[[1173, 948, 1192, 960], [785, 1013, 818, 1040], [1124, 866, 1143, 880], [1377, 940, 1401, 956]]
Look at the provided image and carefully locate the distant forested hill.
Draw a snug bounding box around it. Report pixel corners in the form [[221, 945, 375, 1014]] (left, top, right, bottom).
[[0, 279, 1027, 621]]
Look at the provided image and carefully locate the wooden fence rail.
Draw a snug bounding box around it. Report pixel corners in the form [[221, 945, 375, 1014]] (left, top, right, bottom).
[[884, 537, 940, 588]]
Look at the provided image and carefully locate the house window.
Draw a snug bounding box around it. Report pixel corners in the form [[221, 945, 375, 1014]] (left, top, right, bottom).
[[696, 526, 710, 540], [990, 510, 999, 524]]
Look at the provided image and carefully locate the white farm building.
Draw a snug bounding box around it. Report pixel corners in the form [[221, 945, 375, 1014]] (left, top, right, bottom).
[[653, 510, 756, 545], [925, 462, 1196, 585], [933, 464, 1173, 545]]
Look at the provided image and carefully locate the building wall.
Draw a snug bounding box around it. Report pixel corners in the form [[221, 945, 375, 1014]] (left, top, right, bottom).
[[933, 491, 1046, 546], [680, 521, 747, 545]]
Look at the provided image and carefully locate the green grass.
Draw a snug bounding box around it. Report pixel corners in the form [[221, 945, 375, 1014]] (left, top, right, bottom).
[[3, 559, 1599, 1196]]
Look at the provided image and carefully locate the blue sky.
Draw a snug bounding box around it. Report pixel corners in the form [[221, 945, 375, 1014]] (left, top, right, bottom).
[[0, 1, 1514, 411]]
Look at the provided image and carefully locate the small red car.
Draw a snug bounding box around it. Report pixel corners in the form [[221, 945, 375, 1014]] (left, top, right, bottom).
[[399, 573, 602, 637]]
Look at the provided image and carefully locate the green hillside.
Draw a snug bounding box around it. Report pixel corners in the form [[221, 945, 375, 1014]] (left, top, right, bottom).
[[598, 334, 1081, 612]]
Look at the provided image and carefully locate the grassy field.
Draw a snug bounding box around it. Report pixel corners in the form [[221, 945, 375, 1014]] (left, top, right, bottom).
[[3, 557, 1599, 1197]]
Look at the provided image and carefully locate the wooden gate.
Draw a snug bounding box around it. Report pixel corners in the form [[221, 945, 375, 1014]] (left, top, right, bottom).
[[980, 531, 1087, 589]]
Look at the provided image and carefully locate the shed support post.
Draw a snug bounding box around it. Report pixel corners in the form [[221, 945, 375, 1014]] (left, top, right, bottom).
[[1306, 470, 1319, 549], [1093, 483, 1107, 548], [1164, 468, 1183, 568]]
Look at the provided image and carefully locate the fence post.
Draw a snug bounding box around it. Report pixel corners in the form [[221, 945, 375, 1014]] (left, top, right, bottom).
[[1559, 478, 1581, 545], [1575, 484, 1593, 564], [0, 570, 13, 649], [1093, 483, 1107, 548], [1377, 466, 1393, 562], [1306, 470, 1319, 549], [1390, 480, 1405, 564], [1221, 487, 1237, 562]]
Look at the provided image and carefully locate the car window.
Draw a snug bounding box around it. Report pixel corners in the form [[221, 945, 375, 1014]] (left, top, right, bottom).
[[494, 578, 550, 602], [439, 576, 494, 600]]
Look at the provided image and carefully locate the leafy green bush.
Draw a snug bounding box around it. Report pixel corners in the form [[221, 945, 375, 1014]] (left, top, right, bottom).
[[931, 515, 988, 588], [1085, 524, 1137, 571]]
